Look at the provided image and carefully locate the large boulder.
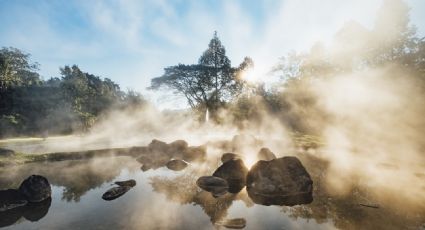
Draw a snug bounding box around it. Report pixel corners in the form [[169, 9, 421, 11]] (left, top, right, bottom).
[[213, 159, 248, 193], [246, 156, 313, 206], [18, 175, 51, 203], [257, 147, 276, 161]]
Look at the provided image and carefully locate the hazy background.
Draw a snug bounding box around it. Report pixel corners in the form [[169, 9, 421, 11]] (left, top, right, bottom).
[[1, 0, 424, 109]]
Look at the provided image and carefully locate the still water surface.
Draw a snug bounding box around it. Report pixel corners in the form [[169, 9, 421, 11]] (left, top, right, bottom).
[[0, 156, 423, 230]]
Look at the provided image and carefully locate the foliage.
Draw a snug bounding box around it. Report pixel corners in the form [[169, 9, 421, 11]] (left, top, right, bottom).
[[150, 32, 253, 117], [0, 50, 146, 137]]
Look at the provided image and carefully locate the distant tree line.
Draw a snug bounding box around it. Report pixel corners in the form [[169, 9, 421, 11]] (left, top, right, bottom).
[[0, 48, 145, 137]]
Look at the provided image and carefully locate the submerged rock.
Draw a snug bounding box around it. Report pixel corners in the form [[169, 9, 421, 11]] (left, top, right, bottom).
[[247, 156, 313, 206], [257, 147, 276, 161], [213, 159, 248, 193], [217, 218, 247, 229], [18, 175, 51, 203], [102, 186, 131, 201], [114, 179, 136, 187], [221, 153, 240, 163], [0, 189, 28, 212], [166, 159, 188, 171], [196, 176, 229, 197]]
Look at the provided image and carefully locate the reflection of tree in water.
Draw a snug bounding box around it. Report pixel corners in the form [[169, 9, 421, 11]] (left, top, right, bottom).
[[150, 173, 252, 224], [0, 157, 139, 202]]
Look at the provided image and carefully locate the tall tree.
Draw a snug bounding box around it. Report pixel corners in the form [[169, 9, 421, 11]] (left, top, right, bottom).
[[150, 32, 253, 115]]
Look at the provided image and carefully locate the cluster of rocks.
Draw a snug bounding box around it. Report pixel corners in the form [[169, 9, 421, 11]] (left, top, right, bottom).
[[102, 179, 137, 201], [135, 139, 205, 171], [197, 148, 313, 206], [0, 175, 52, 227]]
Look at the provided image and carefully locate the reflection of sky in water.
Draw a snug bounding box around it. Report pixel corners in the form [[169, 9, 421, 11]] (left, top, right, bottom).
[[0, 157, 423, 230]]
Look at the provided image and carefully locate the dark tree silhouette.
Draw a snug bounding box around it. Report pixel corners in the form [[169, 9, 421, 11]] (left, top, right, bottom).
[[150, 32, 253, 116]]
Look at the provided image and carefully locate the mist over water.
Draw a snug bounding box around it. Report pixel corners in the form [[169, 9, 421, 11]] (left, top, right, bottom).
[[1, 0, 425, 229]]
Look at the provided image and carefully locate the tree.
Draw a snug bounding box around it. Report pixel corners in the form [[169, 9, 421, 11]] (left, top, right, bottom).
[[150, 32, 253, 116], [0, 47, 40, 91]]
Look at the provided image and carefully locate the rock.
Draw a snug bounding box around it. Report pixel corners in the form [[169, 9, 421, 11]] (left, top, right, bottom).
[[166, 159, 188, 171], [168, 140, 188, 152], [102, 186, 131, 201], [217, 218, 247, 229], [18, 175, 52, 203], [0, 191, 51, 227], [231, 134, 261, 152], [183, 146, 206, 162], [246, 156, 313, 206], [0, 189, 28, 212], [196, 176, 229, 197], [213, 159, 248, 193], [0, 148, 15, 157], [257, 147, 276, 161], [148, 139, 169, 153], [221, 153, 240, 163], [114, 179, 136, 187]]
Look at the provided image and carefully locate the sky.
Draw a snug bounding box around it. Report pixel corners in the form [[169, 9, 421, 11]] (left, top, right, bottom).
[[1, 0, 424, 108]]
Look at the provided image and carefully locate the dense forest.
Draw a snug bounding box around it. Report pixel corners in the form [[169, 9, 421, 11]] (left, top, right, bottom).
[[0, 49, 145, 137]]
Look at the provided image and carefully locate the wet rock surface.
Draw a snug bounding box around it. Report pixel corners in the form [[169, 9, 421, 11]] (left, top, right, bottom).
[[18, 175, 52, 203], [196, 176, 229, 197], [257, 147, 276, 161], [213, 159, 248, 193], [247, 156, 313, 206], [114, 179, 136, 187], [102, 186, 132, 201], [166, 159, 188, 171]]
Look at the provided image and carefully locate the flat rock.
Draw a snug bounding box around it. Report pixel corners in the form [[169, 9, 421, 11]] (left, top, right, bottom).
[[246, 156, 313, 206], [114, 179, 136, 187], [102, 186, 131, 201], [196, 176, 229, 197], [18, 175, 52, 203]]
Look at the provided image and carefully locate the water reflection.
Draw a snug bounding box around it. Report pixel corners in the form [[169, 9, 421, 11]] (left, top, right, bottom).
[[0, 154, 423, 229], [0, 198, 51, 228]]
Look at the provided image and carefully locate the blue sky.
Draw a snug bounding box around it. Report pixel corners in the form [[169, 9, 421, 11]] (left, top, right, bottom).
[[1, 0, 424, 108]]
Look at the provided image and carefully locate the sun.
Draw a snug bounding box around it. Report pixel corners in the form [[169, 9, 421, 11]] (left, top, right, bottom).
[[241, 68, 261, 83]]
